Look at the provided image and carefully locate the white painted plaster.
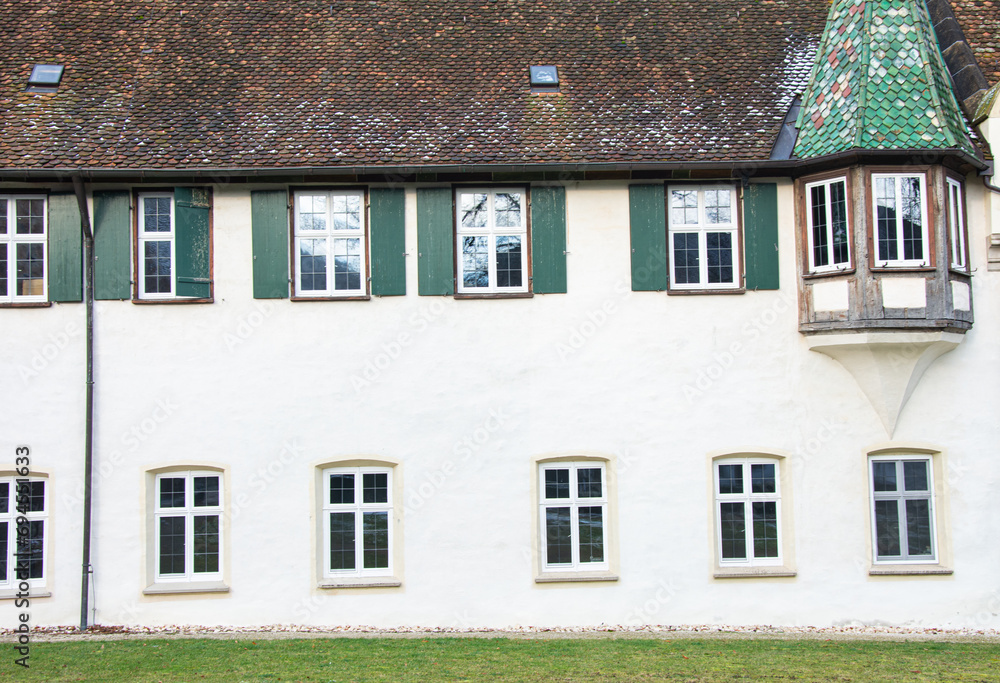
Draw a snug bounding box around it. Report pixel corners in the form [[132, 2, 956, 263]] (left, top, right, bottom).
[[880, 277, 926, 309], [811, 279, 849, 311], [951, 280, 971, 311]]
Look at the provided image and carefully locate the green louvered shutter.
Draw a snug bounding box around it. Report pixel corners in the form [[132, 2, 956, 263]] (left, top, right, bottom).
[[93, 190, 131, 300], [174, 187, 212, 299], [530, 186, 567, 294], [417, 188, 454, 296], [629, 185, 667, 291], [251, 190, 289, 299], [743, 183, 779, 291], [47, 193, 83, 302], [370, 188, 406, 296]]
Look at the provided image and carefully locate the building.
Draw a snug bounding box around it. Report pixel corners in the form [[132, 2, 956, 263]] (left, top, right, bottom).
[[1, 0, 999, 630]]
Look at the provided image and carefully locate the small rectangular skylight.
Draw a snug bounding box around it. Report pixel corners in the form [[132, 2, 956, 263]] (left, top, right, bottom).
[[530, 65, 559, 86], [28, 64, 64, 90]]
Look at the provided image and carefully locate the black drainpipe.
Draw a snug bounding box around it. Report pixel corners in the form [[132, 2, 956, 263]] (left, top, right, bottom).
[[72, 174, 95, 632]]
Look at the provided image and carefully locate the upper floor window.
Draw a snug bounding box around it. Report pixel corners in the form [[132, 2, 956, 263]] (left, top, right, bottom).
[[0, 476, 47, 591], [294, 190, 367, 297], [713, 458, 782, 567], [322, 466, 394, 579], [538, 461, 609, 573], [0, 196, 46, 304], [869, 455, 937, 564], [667, 184, 739, 290], [154, 471, 223, 583], [138, 193, 175, 299], [946, 177, 968, 271], [131, 188, 212, 301], [456, 188, 528, 294], [805, 177, 851, 274], [872, 173, 928, 267]]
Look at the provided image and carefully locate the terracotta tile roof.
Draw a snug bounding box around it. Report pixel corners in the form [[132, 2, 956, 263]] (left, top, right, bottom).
[[0, 0, 831, 171], [950, 0, 1000, 85]]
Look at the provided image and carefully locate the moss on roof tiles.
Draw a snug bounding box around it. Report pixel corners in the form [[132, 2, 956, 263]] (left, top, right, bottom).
[[795, 0, 976, 159]]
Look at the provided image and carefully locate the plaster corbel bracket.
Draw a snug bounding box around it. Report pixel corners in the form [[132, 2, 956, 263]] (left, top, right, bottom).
[[806, 331, 965, 437]]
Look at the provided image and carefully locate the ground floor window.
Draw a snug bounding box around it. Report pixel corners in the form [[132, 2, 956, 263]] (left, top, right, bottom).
[[0, 476, 46, 589], [153, 470, 223, 583], [538, 461, 610, 572], [869, 455, 937, 563], [713, 457, 783, 567], [322, 466, 394, 578]]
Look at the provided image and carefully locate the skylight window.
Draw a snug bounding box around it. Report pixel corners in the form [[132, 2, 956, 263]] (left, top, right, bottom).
[[27, 64, 64, 92], [530, 65, 560, 94]]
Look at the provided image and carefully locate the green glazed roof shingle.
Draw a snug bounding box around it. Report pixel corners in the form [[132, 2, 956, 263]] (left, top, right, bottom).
[[794, 0, 977, 159]]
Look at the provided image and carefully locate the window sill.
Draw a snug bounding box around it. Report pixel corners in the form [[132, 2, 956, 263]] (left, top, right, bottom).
[[143, 581, 230, 595], [0, 302, 52, 308], [869, 566, 953, 576], [667, 288, 745, 296], [132, 298, 214, 305], [535, 572, 619, 584], [290, 295, 371, 302], [948, 268, 972, 278], [0, 591, 51, 600], [454, 292, 533, 300], [318, 578, 402, 589], [802, 268, 856, 280], [714, 567, 796, 579], [869, 266, 935, 274]]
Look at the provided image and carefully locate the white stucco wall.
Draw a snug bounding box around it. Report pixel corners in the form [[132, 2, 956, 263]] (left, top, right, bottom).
[[1, 178, 998, 630]]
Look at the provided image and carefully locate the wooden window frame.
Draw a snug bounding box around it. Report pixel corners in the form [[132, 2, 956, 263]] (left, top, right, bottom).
[[321, 466, 395, 580], [454, 186, 533, 298], [868, 454, 938, 565], [0, 194, 49, 306], [713, 457, 783, 568], [800, 171, 855, 277], [537, 460, 610, 574], [0, 475, 47, 592], [152, 470, 224, 584], [865, 168, 936, 272], [665, 183, 744, 293], [945, 173, 970, 273]]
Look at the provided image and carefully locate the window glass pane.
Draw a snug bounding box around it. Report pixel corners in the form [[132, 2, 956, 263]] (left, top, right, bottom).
[[333, 237, 362, 291], [142, 197, 171, 233], [577, 468, 602, 498], [874, 499, 900, 557], [0, 521, 6, 581], [26, 520, 44, 579], [902, 461, 929, 492], [578, 506, 604, 563], [875, 177, 897, 261], [830, 180, 849, 265], [544, 469, 569, 499], [810, 184, 829, 267], [872, 461, 897, 492], [719, 502, 746, 559], [15, 243, 44, 296], [671, 189, 699, 225], [0, 244, 7, 297], [298, 195, 327, 231], [905, 499, 932, 556], [706, 232, 733, 284], [704, 189, 731, 224], [193, 476, 219, 507], [544, 507, 572, 564], [143, 240, 171, 294], [0, 198, 6, 234], [460, 193, 488, 228], [24, 481, 44, 513], [329, 512, 356, 570], [900, 177, 923, 261], [0, 482, 7, 514], [331, 194, 361, 231], [299, 238, 328, 291], [362, 511, 389, 569], [718, 464, 743, 494], [158, 516, 186, 574], [329, 474, 355, 505], [494, 192, 522, 228], [362, 473, 388, 504], [461, 236, 489, 287], [15, 199, 45, 235], [751, 501, 778, 558], [672, 232, 700, 284], [750, 464, 775, 494], [159, 478, 186, 508], [193, 515, 220, 573], [495, 235, 522, 288]]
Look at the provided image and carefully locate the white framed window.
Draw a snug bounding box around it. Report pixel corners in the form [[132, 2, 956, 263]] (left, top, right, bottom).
[[869, 455, 937, 564], [946, 177, 968, 271], [456, 188, 528, 294], [0, 476, 47, 590], [872, 173, 929, 267], [0, 196, 47, 303], [805, 177, 851, 273], [322, 467, 393, 578], [153, 471, 223, 583], [138, 192, 176, 299], [713, 458, 782, 567], [668, 184, 739, 289], [538, 461, 609, 572], [294, 190, 367, 297]]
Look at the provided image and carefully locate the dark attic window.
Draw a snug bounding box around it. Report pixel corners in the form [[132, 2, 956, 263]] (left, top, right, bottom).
[[530, 65, 560, 94], [27, 64, 64, 92]]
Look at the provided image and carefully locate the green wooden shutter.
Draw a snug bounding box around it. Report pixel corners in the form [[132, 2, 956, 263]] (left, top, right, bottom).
[[251, 190, 290, 299], [174, 187, 212, 299], [93, 190, 131, 300], [47, 193, 83, 302], [629, 185, 667, 291], [530, 186, 567, 294], [744, 182, 779, 291], [370, 188, 406, 296], [417, 188, 454, 296]]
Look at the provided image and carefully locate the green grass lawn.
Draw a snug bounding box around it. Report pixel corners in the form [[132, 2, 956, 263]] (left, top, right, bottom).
[[2, 636, 999, 682]]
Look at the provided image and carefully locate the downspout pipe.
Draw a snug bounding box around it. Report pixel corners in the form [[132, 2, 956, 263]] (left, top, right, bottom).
[[72, 174, 95, 632]]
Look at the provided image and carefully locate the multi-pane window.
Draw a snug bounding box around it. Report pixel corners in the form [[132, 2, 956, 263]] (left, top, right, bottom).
[[323, 467, 393, 578], [456, 188, 528, 294], [0, 196, 47, 303], [946, 178, 968, 271], [805, 177, 851, 273], [0, 477, 46, 589], [539, 462, 609, 572], [138, 193, 176, 298], [869, 457, 936, 563], [294, 191, 366, 297], [154, 472, 223, 582], [714, 459, 781, 566], [668, 185, 739, 289], [872, 173, 928, 267]]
